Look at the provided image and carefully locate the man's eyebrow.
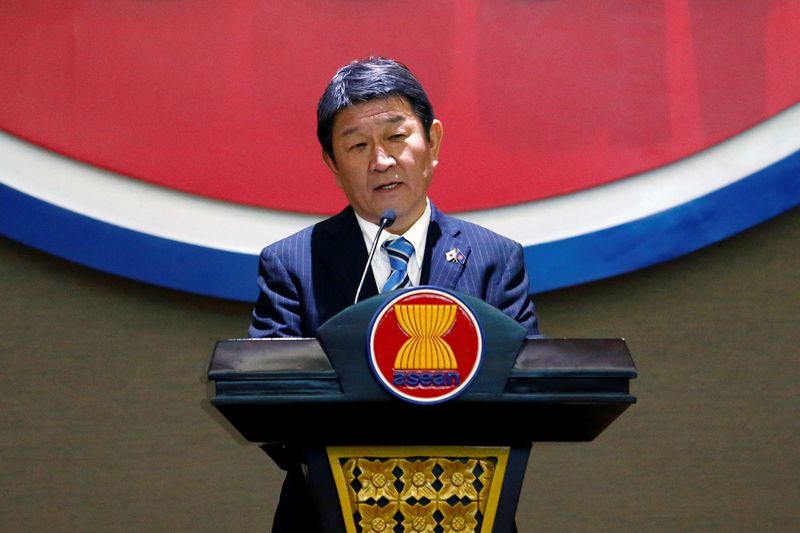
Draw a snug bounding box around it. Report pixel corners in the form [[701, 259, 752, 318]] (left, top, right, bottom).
[[383, 114, 406, 125], [340, 114, 407, 137]]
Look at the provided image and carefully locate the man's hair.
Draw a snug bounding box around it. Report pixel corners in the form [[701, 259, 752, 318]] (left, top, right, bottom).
[[316, 57, 435, 162]]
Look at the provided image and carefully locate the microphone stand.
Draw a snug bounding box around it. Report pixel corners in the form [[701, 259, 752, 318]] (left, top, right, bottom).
[[354, 210, 396, 304]]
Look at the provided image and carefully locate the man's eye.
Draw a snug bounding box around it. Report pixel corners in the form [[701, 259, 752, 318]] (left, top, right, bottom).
[[390, 134, 406, 141], [349, 143, 366, 151]]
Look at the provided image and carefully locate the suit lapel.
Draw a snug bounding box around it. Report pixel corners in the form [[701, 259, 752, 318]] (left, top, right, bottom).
[[315, 204, 466, 310], [423, 204, 470, 289], [313, 206, 378, 309]]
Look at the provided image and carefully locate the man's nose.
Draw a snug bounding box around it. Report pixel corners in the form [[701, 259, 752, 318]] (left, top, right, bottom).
[[370, 145, 396, 172]]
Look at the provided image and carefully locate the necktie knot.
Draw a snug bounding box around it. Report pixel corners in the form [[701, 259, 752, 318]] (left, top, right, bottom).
[[382, 237, 415, 292]]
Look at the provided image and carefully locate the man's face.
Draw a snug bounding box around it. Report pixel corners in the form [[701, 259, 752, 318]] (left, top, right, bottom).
[[323, 96, 443, 234]]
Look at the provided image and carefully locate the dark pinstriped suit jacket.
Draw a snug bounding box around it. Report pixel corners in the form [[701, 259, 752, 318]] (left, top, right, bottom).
[[248, 202, 537, 532], [249, 202, 538, 338]]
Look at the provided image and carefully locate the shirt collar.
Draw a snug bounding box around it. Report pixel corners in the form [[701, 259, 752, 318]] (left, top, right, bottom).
[[355, 198, 431, 268]]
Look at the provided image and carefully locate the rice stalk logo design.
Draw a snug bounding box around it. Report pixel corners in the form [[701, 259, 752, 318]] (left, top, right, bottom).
[[394, 304, 457, 371]]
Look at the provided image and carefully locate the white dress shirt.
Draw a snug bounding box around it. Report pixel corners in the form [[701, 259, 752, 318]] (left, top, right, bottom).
[[355, 198, 431, 292]]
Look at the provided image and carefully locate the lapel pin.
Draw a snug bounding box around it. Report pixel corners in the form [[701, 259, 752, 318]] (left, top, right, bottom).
[[446, 248, 466, 265]]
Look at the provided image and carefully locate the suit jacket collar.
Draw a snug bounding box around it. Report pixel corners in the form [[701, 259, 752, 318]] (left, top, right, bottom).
[[315, 202, 469, 308], [315, 206, 378, 306], [423, 202, 470, 289]]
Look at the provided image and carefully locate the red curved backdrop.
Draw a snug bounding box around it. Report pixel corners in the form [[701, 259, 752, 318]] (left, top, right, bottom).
[[1, 0, 798, 213]]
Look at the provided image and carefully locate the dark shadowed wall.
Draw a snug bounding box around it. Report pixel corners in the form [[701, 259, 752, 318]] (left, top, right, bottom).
[[1, 206, 798, 532]]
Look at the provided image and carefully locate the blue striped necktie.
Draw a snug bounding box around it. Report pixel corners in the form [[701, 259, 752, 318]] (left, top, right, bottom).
[[382, 237, 415, 292]]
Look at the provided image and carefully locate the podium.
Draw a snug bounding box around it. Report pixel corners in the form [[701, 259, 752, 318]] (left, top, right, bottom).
[[207, 288, 636, 532]]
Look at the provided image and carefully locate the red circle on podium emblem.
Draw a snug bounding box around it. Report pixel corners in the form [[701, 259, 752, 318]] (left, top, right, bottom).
[[368, 288, 483, 404]]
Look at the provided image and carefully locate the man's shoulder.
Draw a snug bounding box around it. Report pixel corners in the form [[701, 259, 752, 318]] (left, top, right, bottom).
[[260, 225, 313, 257], [260, 206, 353, 257], [433, 207, 520, 249]]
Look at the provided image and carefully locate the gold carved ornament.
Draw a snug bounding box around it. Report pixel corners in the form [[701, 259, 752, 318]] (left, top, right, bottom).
[[328, 446, 509, 533]]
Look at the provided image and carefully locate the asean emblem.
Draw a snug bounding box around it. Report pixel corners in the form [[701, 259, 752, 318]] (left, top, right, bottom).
[[368, 288, 483, 404]]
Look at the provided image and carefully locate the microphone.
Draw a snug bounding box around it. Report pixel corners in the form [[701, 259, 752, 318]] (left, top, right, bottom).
[[354, 209, 396, 304]]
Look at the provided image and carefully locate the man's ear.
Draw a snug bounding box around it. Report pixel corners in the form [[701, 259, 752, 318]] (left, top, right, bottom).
[[428, 119, 443, 167], [322, 150, 343, 188]]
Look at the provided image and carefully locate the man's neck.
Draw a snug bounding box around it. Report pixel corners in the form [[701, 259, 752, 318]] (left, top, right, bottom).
[[385, 205, 427, 235]]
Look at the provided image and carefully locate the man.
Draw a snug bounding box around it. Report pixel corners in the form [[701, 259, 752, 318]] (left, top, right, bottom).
[[249, 57, 538, 531], [250, 57, 538, 339]]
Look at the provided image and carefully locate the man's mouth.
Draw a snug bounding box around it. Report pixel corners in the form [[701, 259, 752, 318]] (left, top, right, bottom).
[[375, 182, 400, 191]]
